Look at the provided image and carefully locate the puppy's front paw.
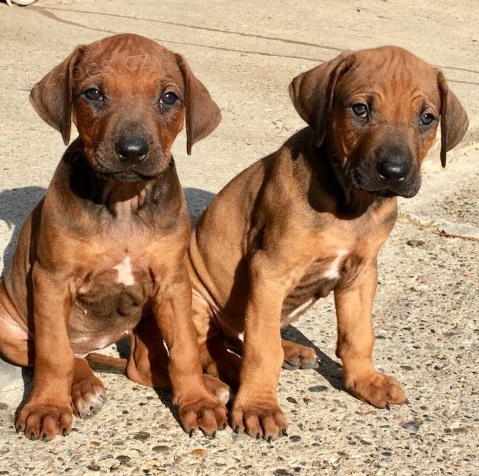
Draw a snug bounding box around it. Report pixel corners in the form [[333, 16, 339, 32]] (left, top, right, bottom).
[[177, 394, 228, 438], [71, 376, 107, 419], [230, 398, 288, 442], [346, 370, 406, 408], [15, 400, 73, 441]]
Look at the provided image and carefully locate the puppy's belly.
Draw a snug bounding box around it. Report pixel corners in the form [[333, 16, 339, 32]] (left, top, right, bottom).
[[68, 280, 152, 356]]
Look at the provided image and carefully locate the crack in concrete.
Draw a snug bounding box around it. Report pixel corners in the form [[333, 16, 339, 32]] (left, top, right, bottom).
[[398, 211, 479, 242], [29, 6, 330, 62], [40, 5, 345, 53], [30, 6, 479, 82]]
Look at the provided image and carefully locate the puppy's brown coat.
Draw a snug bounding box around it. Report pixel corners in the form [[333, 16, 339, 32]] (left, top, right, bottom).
[[187, 46, 468, 440], [0, 34, 227, 441]]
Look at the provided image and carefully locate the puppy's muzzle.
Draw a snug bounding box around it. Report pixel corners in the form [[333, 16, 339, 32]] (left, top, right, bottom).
[[115, 136, 149, 165], [351, 142, 419, 198]]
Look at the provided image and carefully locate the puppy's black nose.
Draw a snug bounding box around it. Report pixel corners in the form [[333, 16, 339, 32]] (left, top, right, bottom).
[[115, 136, 149, 163], [375, 142, 412, 184], [377, 159, 409, 183]]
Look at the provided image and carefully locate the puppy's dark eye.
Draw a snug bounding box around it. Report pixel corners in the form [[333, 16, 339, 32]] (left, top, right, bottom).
[[351, 103, 368, 118], [160, 91, 179, 107], [83, 88, 103, 102], [420, 112, 436, 126]]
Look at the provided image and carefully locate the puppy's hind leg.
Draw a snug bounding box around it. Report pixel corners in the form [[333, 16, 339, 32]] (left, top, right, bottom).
[[126, 312, 172, 390], [193, 301, 241, 393], [71, 357, 107, 419], [0, 280, 33, 367], [281, 339, 319, 370]]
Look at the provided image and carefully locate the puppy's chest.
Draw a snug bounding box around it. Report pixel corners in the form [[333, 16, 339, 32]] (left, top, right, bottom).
[[68, 253, 158, 355], [281, 250, 357, 323], [75, 254, 154, 317]]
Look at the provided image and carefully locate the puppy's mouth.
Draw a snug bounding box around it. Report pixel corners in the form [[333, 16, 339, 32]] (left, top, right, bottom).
[[348, 169, 420, 199], [95, 168, 159, 183]]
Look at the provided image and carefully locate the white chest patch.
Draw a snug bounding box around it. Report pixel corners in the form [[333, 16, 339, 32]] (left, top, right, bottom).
[[113, 256, 135, 286], [286, 298, 315, 321], [323, 249, 348, 280]]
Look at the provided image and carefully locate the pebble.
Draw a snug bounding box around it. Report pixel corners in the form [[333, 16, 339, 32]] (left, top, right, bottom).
[[152, 445, 170, 452], [400, 420, 422, 433], [308, 385, 328, 393], [132, 431, 150, 441], [191, 448, 207, 457]]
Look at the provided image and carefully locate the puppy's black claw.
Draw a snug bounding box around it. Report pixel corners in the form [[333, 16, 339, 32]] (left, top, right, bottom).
[[385, 402, 391, 410], [15, 425, 22, 434], [29, 431, 35, 440], [256, 432, 261, 440], [405, 398, 410, 405], [267, 435, 273, 443], [282, 429, 288, 437], [233, 426, 239, 434], [211, 431, 216, 439], [189, 429, 195, 438], [62, 428, 68, 437]]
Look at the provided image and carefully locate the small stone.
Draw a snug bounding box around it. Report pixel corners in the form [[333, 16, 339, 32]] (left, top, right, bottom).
[[400, 365, 414, 371], [89, 441, 101, 447], [286, 397, 298, 404], [308, 385, 328, 393], [152, 445, 169, 452], [116, 455, 131, 464], [289, 435, 301, 442], [273, 470, 293, 476], [400, 420, 422, 433], [0, 403, 8, 410], [133, 431, 150, 441], [191, 448, 207, 457], [407, 239, 425, 247], [86, 463, 101, 471]]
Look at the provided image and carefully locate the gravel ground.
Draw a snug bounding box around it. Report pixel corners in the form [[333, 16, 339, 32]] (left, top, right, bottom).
[[0, 1, 478, 474]]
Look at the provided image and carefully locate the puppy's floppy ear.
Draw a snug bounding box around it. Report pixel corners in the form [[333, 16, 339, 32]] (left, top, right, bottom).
[[175, 54, 222, 155], [437, 71, 469, 168], [289, 52, 356, 148], [29, 46, 85, 146]]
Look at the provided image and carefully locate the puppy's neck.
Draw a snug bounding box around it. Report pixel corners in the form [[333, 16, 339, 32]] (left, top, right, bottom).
[[60, 139, 181, 220], [301, 131, 394, 217], [95, 179, 151, 217]]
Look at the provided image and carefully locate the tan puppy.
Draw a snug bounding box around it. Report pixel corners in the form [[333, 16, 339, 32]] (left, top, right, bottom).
[[187, 46, 468, 441], [0, 34, 228, 441]]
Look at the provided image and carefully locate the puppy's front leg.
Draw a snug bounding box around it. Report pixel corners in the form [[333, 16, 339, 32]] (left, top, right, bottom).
[[231, 252, 288, 441], [152, 267, 228, 437], [335, 263, 406, 408], [15, 264, 75, 441]]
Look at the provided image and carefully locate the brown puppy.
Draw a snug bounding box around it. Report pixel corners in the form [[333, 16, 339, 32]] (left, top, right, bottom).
[[187, 46, 468, 441], [0, 34, 228, 441]]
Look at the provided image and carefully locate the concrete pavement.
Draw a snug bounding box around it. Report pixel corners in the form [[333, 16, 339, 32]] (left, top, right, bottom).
[[0, 1, 478, 474]]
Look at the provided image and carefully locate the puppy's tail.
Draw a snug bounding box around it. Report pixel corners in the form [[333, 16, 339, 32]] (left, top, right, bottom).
[[86, 353, 127, 375]]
